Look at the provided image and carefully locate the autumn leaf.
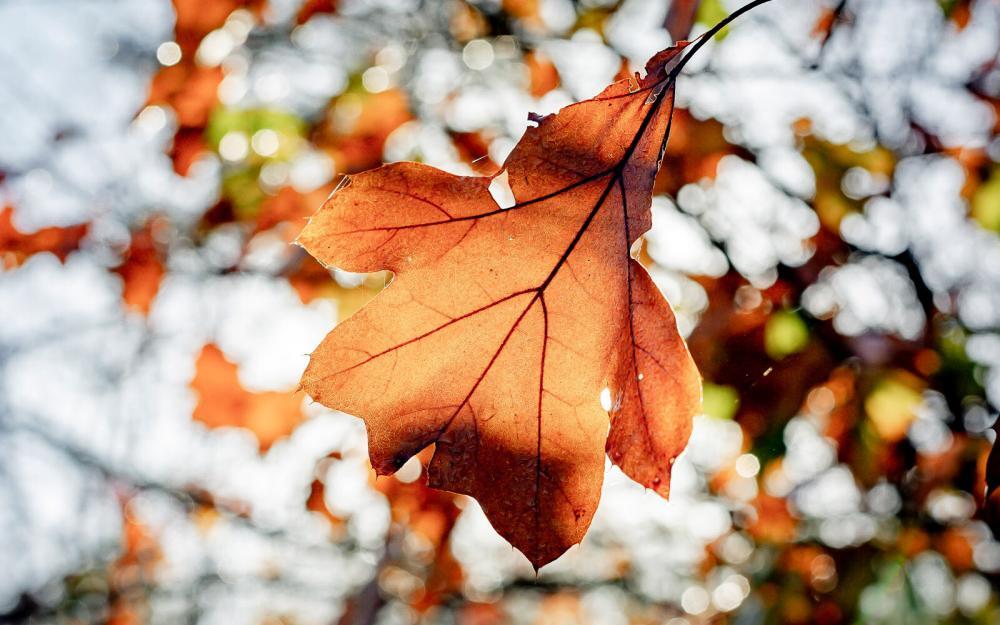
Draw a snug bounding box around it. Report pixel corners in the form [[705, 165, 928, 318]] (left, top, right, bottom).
[[169, 128, 212, 176], [297, 40, 705, 568], [172, 0, 263, 57], [306, 451, 347, 533], [296, 0, 338, 25], [375, 456, 462, 551], [307, 479, 346, 532], [748, 491, 797, 544], [256, 185, 333, 235], [148, 64, 224, 129], [114, 221, 166, 315], [106, 508, 161, 625], [524, 51, 560, 98], [0, 206, 88, 268], [316, 89, 413, 174], [502, 0, 542, 25], [191, 344, 304, 451]]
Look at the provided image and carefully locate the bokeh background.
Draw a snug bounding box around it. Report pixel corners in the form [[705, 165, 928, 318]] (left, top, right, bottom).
[[2, 0, 1000, 623]]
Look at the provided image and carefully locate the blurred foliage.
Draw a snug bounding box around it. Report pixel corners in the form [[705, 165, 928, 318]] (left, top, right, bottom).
[[2, 0, 1000, 624]]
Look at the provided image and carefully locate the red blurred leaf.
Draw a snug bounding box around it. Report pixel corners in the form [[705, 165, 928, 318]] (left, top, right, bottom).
[[296, 0, 337, 24], [256, 185, 333, 235], [664, 0, 700, 41], [169, 127, 212, 176], [524, 50, 560, 98]]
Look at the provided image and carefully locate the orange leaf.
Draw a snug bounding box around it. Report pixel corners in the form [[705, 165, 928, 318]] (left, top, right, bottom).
[[524, 51, 560, 98], [114, 222, 166, 315], [147, 64, 224, 129], [306, 479, 346, 532], [316, 89, 412, 174], [811, 8, 836, 38], [191, 344, 304, 451], [749, 492, 797, 544], [299, 45, 702, 567], [172, 0, 263, 57], [0, 206, 88, 268]]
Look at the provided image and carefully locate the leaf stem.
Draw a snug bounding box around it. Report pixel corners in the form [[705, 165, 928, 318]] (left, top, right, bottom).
[[668, 0, 778, 81]]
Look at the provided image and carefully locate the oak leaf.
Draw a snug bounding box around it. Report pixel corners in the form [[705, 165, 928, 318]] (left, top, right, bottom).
[[299, 44, 701, 567]]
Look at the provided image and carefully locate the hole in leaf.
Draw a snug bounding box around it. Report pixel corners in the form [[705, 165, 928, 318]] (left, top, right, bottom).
[[489, 170, 516, 209], [395, 455, 422, 483], [599, 387, 613, 412]]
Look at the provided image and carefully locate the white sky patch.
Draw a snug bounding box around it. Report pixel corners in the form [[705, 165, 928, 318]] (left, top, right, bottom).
[[0, 253, 370, 612], [646, 196, 728, 277], [803, 254, 926, 340], [677, 156, 819, 286], [150, 273, 335, 391], [542, 32, 621, 100], [488, 170, 516, 209]]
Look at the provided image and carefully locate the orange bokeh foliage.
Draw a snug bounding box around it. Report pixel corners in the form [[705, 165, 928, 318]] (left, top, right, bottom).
[[148, 65, 224, 130], [171, 0, 264, 57], [524, 50, 559, 98], [190, 343, 304, 451], [376, 467, 464, 611], [0, 206, 88, 268], [314, 89, 413, 174], [114, 222, 166, 315]]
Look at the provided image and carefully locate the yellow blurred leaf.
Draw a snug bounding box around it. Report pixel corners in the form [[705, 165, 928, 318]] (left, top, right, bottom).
[[703, 382, 740, 420], [765, 309, 810, 359], [864, 373, 924, 443]]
